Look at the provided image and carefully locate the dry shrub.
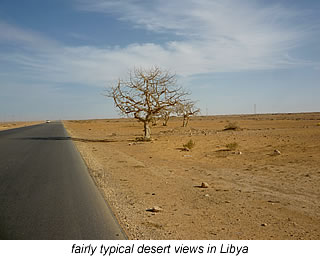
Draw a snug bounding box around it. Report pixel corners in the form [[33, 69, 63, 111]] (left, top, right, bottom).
[[225, 142, 239, 151], [224, 121, 240, 131], [183, 139, 195, 150]]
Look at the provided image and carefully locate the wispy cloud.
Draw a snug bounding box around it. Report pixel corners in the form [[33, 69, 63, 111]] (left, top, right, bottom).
[[74, 0, 315, 70], [75, 0, 313, 44], [0, 21, 59, 50], [0, 0, 318, 89]]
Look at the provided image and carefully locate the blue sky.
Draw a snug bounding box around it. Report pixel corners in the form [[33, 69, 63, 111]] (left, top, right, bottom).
[[0, 0, 319, 121]]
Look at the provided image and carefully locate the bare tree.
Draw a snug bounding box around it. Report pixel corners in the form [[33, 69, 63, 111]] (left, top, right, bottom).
[[151, 115, 161, 126], [160, 107, 174, 126], [107, 66, 187, 140], [176, 101, 200, 127]]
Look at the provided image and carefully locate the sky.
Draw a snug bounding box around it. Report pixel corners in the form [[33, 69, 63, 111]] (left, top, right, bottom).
[[0, 0, 320, 121]]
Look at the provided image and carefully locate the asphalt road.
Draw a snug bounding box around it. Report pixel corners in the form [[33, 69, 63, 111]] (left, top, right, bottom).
[[0, 121, 126, 239]]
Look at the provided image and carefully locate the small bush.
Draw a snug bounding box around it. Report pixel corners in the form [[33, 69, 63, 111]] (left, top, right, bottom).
[[224, 121, 240, 131], [225, 142, 239, 151], [183, 139, 195, 150]]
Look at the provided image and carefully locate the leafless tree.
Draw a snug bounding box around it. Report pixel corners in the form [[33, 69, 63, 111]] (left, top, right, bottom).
[[176, 101, 200, 127], [160, 107, 174, 126], [107, 66, 187, 140], [151, 115, 161, 126]]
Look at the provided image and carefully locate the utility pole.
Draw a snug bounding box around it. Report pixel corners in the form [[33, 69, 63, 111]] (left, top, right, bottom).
[[254, 104, 257, 114]]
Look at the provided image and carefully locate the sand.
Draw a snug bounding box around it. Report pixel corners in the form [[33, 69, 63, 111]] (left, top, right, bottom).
[[63, 113, 320, 239], [0, 121, 42, 131]]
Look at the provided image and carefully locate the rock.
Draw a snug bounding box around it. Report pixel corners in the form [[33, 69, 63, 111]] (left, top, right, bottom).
[[146, 206, 162, 213], [267, 200, 280, 204], [201, 182, 209, 188], [261, 223, 268, 227], [204, 194, 210, 197], [183, 147, 190, 152], [274, 149, 281, 155]]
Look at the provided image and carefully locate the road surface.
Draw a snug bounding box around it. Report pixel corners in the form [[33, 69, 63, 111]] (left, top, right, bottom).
[[0, 121, 126, 239]]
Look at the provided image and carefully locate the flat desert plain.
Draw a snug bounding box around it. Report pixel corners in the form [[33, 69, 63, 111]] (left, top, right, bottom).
[[0, 121, 42, 131], [64, 113, 320, 239]]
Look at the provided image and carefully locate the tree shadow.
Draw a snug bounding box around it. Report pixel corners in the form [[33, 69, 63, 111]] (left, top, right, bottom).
[[72, 137, 116, 143], [215, 148, 232, 152], [14, 137, 117, 143], [176, 147, 190, 151], [14, 137, 71, 141]]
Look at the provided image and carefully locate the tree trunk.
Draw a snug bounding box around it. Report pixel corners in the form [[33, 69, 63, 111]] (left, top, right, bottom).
[[182, 115, 188, 127], [144, 121, 151, 140], [163, 114, 170, 126], [185, 116, 190, 127], [152, 117, 158, 126]]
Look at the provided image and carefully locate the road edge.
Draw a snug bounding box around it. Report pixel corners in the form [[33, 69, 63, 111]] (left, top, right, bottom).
[[62, 122, 128, 240]]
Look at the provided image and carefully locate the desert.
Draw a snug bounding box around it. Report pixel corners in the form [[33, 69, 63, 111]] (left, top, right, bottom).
[[0, 121, 44, 131], [0, 121, 42, 131], [63, 112, 320, 239]]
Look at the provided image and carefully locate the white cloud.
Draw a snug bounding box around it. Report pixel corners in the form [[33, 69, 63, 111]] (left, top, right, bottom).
[[76, 0, 311, 42], [0, 0, 317, 88], [0, 21, 59, 50]]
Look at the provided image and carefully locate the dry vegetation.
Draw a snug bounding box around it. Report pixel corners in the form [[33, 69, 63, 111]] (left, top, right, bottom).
[[64, 113, 320, 239]]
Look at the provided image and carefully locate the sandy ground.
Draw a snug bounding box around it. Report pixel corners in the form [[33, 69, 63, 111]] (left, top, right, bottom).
[[64, 113, 320, 240], [0, 121, 42, 131]]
